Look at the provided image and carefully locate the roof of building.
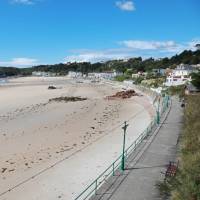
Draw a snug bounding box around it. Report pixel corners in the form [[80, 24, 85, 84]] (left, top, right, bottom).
[[176, 64, 195, 71]]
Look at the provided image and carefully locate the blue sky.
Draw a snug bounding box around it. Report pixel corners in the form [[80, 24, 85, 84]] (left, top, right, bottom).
[[0, 0, 200, 67]]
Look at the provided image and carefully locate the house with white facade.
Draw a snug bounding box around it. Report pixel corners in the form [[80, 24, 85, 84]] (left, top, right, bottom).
[[32, 71, 56, 77], [87, 73, 101, 79], [88, 71, 123, 80], [164, 64, 196, 86], [68, 71, 82, 78], [132, 71, 147, 78], [152, 68, 166, 76]]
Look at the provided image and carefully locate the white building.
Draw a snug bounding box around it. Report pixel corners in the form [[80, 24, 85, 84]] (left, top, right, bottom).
[[123, 80, 134, 87], [32, 71, 56, 77], [68, 71, 82, 78], [132, 71, 147, 78], [164, 64, 196, 86], [87, 73, 101, 79], [88, 71, 123, 80]]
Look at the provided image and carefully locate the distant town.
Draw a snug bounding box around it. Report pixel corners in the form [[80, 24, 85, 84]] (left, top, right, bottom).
[[1, 48, 200, 94]]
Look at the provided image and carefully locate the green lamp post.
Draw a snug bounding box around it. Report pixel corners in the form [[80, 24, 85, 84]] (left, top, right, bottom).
[[166, 95, 169, 108], [121, 121, 129, 171], [157, 98, 160, 124]]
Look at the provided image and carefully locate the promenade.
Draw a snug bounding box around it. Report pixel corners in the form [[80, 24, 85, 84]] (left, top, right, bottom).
[[90, 97, 183, 200]]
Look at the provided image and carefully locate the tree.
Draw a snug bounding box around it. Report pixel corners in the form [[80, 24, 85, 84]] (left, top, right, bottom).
[[191, 71, 200, 89], [1, 49, 200, 77], [191, 56, 200, 65], [195, 44, 200, 50]]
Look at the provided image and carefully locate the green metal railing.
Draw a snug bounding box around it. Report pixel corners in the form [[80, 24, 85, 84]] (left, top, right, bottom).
[[74, 95, 170, 200]]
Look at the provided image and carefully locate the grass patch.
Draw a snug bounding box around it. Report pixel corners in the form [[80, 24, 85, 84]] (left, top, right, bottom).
[[166, 85, 185, 98], [157, 95, 200, 200]]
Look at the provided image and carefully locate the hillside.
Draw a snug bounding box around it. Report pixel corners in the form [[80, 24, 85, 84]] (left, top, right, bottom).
[[0, 49, 200, 77]]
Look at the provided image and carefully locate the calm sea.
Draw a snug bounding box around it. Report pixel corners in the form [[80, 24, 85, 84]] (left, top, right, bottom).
[[0, 78, 8, 85]]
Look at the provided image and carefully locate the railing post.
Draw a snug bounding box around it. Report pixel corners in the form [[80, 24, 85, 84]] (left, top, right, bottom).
[[166, 95, 169, 108], [146, 127, 149, 136], [134, 140, 137, 148], [125, 150, 128, 158], [112, 163, 115, 176], [157, 98, 160, 125], [95, 180, 98, 195], [151, 121, 153, 130]]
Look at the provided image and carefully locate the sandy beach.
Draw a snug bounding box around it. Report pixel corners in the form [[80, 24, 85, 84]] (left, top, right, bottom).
[[0, 77, 154, 200]]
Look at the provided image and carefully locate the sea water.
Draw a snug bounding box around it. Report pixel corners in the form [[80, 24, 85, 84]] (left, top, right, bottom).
[[0, 78, 8, 85]]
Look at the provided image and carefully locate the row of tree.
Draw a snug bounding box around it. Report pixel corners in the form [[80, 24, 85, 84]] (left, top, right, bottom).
[[0, 49, 200, 77]]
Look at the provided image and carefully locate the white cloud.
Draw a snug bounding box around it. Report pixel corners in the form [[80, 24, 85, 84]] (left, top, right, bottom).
[[120, 39, 200, 53], [64, 39, 200, 63], [11, 0, 35, 5], [64, 50, 133, 63], [187, 38, 200, 50], [120, 40, 179, 50], [116, 1, 135, 11], [0, 58, 39, 67]]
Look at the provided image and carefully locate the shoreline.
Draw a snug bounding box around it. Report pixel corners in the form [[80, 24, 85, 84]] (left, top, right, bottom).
[[0, 77, 155, 200]]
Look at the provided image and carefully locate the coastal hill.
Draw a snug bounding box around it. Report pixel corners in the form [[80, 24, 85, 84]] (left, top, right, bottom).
[[1, 49, 200, 77]]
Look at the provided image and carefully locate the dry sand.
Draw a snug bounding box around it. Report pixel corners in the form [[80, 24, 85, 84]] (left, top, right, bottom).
[[0, 77, 154, 200]]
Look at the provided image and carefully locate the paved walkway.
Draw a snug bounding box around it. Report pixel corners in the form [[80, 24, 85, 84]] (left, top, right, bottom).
[[91, 97, 183, 200]]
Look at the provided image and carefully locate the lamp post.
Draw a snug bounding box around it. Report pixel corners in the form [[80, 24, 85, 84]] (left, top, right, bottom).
[[121, 121, 129, 171], [157, 97, 160, 124], [166, 95, 169, 108]]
